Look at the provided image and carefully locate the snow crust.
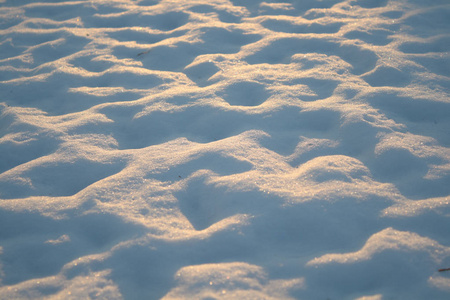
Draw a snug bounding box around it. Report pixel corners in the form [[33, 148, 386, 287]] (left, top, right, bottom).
[[0, 0, 449, 299]]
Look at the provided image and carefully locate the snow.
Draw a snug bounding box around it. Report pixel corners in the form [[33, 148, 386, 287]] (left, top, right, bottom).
[[0, 0, 449, 299]]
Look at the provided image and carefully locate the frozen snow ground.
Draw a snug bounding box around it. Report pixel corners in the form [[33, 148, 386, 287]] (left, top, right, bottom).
[[0, 0, 449, 299]]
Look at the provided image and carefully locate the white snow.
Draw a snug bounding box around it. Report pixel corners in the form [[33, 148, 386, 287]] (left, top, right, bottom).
[[0, 0, 449, 299]]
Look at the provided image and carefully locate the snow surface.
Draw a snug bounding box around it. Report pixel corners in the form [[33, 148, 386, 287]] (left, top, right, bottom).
[[0, 0, 449, 299]]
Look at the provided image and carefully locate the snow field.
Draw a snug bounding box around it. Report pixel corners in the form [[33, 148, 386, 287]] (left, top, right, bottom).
[[0, 0, 449, 299]]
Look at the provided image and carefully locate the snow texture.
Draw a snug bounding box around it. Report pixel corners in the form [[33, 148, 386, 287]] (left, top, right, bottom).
[[0, 0, 449, 299]]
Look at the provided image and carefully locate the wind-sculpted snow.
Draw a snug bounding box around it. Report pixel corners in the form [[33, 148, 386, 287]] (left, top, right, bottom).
[[0, 0, 449, 299], [307, 227, 450, 265], [162, 262, 304, 299]]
